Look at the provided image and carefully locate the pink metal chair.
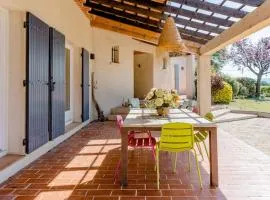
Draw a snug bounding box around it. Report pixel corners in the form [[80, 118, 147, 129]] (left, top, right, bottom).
[[114, 115, 156, 180]]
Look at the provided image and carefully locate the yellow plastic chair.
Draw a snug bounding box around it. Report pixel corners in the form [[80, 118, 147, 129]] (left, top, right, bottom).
[[155, 123, 202, 189], [194, 112, 214, 161]]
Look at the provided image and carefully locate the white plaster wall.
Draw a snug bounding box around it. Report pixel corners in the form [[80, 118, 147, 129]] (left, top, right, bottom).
[[0, 7, 9, 154], [8, 11, 26, 154], [92, 28, 171, 116], [134, 53, 154, 99]]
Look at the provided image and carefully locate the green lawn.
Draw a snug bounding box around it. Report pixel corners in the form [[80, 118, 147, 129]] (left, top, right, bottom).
[[229, 98, 270, 112]]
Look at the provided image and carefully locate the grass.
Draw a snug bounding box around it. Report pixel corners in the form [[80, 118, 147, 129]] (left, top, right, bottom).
[[229, 98, 270, 113]]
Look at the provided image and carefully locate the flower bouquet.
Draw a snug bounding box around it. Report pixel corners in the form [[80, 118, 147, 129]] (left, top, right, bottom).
[[145, 88, 180, 116]]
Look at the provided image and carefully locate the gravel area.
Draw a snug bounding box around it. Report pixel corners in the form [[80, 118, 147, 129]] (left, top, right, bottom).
[[218, 118, 270, 156]]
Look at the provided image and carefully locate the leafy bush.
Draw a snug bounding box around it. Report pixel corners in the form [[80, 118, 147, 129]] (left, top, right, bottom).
[[261, 86, 270, 97], [211, 75, 224, 95], [222, 75, 240, 96], [213, 82, 233, 104], [238, 86, 249, 97], [236, 77, 256, 97]]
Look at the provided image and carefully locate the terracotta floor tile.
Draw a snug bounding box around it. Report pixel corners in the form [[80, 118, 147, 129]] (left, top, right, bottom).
[[0, 122, 269, 200]]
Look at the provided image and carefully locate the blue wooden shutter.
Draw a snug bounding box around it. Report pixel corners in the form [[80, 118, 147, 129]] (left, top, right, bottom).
[[49, 28, 65, 140], [25, 12, 50, 153], [82, 48, 90, 122]]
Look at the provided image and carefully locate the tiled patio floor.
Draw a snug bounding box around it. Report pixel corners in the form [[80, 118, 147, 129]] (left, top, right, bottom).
[[0, 122, 270, 200]]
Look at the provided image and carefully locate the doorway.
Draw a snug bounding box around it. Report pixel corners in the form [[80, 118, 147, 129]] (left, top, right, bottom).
[[134, 51, 154, 99], [174, 64, 180, 94]]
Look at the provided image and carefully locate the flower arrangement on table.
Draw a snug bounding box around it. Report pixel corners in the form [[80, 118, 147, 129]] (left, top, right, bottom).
[[145, 88, 180, 116]]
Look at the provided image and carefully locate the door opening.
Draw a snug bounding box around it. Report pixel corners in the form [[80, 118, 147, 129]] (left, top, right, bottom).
[[65, 44, 74, 125], [134, 51, 154, 99], [174, 64, 180, 94]]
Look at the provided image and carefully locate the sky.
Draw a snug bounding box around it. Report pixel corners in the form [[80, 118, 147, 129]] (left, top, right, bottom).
[[222, 26, 270, 79]]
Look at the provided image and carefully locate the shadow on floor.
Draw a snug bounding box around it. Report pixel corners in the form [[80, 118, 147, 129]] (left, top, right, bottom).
[[0, 122, 227, 200]]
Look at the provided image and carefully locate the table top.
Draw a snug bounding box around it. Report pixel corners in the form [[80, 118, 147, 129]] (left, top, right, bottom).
[[123, 108, 216, 128]]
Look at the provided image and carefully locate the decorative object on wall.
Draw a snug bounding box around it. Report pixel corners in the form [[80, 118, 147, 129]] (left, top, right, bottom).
[[111, 45, 119, 63], [158, 17, 190, 54], [90, 53, 95, 60], [162, 57, 167, 70], [181, 66, 184, 71]]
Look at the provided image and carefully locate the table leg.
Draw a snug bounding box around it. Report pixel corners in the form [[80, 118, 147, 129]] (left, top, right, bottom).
[[209, 127, 218, 187], [120, 128, 128, 186]]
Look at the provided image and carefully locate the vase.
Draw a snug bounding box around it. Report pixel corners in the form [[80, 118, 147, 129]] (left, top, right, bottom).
[[157, 107, 169, 116]]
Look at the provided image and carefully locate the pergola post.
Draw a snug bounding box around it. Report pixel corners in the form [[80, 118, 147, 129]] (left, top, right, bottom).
[[197, 55, 211, 116]]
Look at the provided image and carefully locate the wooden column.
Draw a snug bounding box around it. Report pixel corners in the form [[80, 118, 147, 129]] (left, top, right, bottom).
[[197, 55, 211, 116]]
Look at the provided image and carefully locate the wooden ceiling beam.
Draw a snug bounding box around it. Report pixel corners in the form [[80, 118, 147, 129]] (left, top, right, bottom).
[[90, 9, 207, 44], [90, 9, 161, 32], [91, 16, 201, 54], [87, 2, 160, 26], [86, 2, 214, 41], [228, 0, 264, 7], [170, 0, 247, 18], [165, 5, 234, 27], [171, 15, 224, 34], [86, 0, 162, 19], [121, 0, 165, 10], [200, 0, 270, 55]]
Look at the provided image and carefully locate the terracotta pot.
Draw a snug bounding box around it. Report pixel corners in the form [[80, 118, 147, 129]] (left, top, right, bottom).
[[157, 107, 169, 116]]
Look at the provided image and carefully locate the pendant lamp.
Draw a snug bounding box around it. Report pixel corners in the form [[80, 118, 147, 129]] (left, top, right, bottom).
[[158, 16, 191, 53]]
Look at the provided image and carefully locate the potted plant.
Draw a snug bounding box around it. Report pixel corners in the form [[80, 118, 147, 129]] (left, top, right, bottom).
[[145, 88, 180, 116]]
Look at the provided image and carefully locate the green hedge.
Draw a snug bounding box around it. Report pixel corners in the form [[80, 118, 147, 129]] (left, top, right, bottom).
[[213, 82, 233, 104], [261, 86, 270, 97]]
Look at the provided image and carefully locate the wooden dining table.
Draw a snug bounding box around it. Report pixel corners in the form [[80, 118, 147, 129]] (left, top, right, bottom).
[[120, 108, 218, 187]]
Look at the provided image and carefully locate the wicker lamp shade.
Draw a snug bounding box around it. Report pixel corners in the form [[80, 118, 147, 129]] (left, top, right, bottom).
[[158, 17, 191, 53]]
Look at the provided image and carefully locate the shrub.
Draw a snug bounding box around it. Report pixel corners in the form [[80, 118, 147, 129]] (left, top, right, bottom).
[[213, 82, 233, 104], [238, 86, 249, 97], [261, 86, 270, 94], [236, 77, 256, 97], [211, 75, 224, 95], [222, 75, 240, 96]]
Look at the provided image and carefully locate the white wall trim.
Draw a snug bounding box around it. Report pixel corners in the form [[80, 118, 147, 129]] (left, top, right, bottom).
[[0, 7, 9, 155], [0, 120, 90, 184]]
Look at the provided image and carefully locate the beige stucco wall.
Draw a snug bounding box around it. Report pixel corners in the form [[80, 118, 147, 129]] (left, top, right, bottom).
[[0, 0, 93, 154], [92, 27, 172, 116], [134, 53, 154, 99]]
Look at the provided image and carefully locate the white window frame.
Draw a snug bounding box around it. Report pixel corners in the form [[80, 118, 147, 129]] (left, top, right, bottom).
[[64, 42, 74, 125], [0, 8, 9, 157]]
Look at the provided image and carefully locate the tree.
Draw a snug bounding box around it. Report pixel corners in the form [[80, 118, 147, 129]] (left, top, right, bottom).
[[228, 37, 270, 97], [211, 49, 228, 73]]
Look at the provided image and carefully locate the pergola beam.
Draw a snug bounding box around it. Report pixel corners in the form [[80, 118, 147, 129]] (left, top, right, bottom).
[[170, 0, 247, 18], [87, 0, 162, 19], [89, 8, 208, 44], [164, 6, 234, 27], [228, 0, 264, 7], [200, 0, 270, 55], [86, 2, 216, 41]]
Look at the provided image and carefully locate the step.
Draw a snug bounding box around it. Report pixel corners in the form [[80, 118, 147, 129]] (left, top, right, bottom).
[[214, 113, 257, 123], [111, 107, 130, 115], [211, 104, 229, 111], [212, 108, 231, 118]]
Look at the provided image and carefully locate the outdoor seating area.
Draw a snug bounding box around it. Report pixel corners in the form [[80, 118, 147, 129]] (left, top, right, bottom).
[[0, 121, 269, 200], [1, 0, 270, 199]]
